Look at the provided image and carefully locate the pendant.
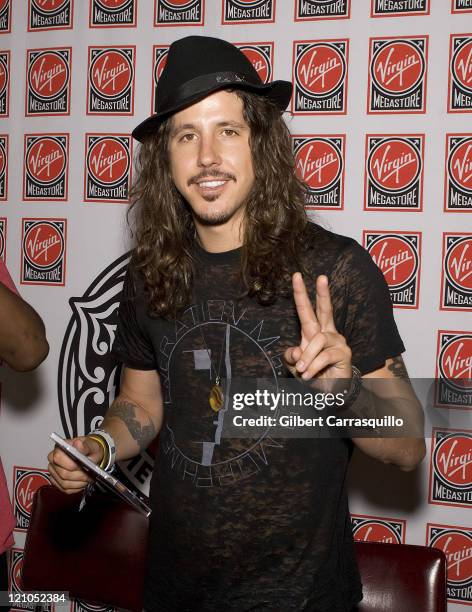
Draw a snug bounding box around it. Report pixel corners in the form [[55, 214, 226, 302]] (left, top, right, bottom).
[[209, 385, 224, 412]]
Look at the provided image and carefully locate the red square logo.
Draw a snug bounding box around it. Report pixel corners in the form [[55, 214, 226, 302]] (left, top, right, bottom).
[[21, 218, 67, 286], [367, 36, 428, 114], [427, 523, 472, 605], [0, 134, 8, 200], [23, 134, 69, 201], [28, 0, 73, 31], [222, 0, 275, 24], [364, 134, 424, 211], [90, 0, 137, 27], [13, 466, 51, 532], [154, 0, 204, 26], [87, 46, 135, 115], [84, 134, 132, 203], [351, 513, 406, 544], [293, 134, 345, 210], [363, 231, 421, 308], [292, 39, 349, 115], [440, 233, 472, 310], [25, 48, 72, 116]]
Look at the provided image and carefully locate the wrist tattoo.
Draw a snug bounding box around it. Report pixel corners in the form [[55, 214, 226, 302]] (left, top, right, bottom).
[[108, 399, 156, 450], [388, 356, 410, 381]]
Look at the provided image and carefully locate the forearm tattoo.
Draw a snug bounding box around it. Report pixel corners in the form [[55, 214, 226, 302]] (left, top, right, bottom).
[[388, 356, 410, 381], [107, 399, 156, 450]]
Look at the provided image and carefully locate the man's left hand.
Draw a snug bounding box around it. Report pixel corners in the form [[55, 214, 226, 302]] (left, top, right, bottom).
[[284, 273, 352, 385]]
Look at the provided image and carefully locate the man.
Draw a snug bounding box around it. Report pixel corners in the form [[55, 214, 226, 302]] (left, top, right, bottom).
[[48, 36, 425, 611], [0, 259, 49, 609]]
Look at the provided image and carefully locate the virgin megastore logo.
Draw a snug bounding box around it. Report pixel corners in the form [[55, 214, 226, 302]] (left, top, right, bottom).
[[87, 46, 135, 115], [13, 466, 51, 531], [0, 134, 8, 200], [364, 135, 424, 211], [292, 39, 348, 115], [0, 0, 11, 33], [351, 514, 405, 544], [295, 0, 350, 21], [441, 233, 472, 311], [151, 45, 169, 114], [368, 36, 428, 114], [23, 134, 69, 201], [429, 429, 472, 508], [445, 134, 472, 211], [0, 217, 6, 261], [0, 50, 10, 116], [427, 524, 472, 605], [448, 35, 472, 113], [452, 0, 472, 12], [371, 0, 429, 17], [90, 0, 137, 27], [8, 549, 54, 612], [435, 330, 472, 409], [222, 0, 275, 24], [364, 231, 421, 308], [234, 43, 273, 84], [21, 218, 67, 286], [84, 134, 132, 203], [26, 48, 71, 116], [0, 218, 5, 262], [293, 135, 345, 209], [155, 0, 204, 26], [28, 0, 73, 31]]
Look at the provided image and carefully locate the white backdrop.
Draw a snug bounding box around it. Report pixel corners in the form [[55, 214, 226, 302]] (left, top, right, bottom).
[[0, 1, 471, 610]]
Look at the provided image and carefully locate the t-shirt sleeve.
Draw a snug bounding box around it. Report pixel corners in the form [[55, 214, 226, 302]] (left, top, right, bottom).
[[338, 241, 405, 375], [111, 266, 158, 371]]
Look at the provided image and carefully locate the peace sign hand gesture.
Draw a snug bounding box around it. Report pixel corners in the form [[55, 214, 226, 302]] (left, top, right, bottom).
[[284, 273, 352, 387]]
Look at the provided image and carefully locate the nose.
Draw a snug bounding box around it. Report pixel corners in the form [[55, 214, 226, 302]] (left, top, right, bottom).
[[197, 133, 221, 168]]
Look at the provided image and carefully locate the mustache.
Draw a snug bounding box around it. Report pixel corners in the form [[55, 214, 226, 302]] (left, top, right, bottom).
[[187, 169, 236, 187]]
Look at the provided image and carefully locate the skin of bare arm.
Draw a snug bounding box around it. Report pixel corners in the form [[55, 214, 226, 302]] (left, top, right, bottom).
[[284, 273, 425, 472], [47, 367, 163, 494], [350, 355, 426, 472], [0, 282, 49, 371]]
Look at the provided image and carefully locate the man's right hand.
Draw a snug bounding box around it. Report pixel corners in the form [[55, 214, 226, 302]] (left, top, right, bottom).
[[47, 436, 103, 494]]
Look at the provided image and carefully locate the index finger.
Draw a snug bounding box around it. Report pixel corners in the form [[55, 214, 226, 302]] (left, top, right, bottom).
[[292, 272, 319, 333], [315, 275, 336, 332]]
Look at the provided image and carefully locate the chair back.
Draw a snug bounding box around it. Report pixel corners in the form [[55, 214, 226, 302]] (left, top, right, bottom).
[[22, 485, 148, 612], [355, 541, 447, 612]]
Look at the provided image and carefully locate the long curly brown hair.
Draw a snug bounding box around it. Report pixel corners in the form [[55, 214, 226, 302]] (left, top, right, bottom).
[[128, 89, 309, 319]]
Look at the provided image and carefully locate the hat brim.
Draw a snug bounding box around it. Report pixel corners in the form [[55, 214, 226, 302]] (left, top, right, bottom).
[[132, 78, 293, 143]]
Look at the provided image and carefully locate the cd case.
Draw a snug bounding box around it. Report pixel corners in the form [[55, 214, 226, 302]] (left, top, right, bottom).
[[50, 432, 151, 517]]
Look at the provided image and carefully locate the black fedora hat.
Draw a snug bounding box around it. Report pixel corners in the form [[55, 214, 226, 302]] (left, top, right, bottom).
[[132, 36, 292, 143]]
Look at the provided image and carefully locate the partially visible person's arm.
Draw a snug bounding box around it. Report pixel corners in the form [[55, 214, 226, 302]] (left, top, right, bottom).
[[350, 355, 425, 471], [0, 277, 49, 371]]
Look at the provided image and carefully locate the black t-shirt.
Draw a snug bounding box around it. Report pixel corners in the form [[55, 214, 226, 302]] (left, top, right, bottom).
[[112, 223, 405, 612]]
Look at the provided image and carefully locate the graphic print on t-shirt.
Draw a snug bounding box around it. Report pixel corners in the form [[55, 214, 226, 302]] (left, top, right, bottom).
[[158, 299, 285, 487]]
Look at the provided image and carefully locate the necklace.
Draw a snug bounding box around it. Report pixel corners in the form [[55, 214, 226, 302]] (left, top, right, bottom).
[[198, 324, 227, 412]]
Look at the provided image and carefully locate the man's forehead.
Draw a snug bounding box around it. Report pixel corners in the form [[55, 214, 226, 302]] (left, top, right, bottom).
[[169, 90, 246, 129]]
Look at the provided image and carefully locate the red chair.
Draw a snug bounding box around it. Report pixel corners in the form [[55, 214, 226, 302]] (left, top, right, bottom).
[[22, 487, 448, 612], [355, 541, 447, 612], [22, 485, 148, 611]]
